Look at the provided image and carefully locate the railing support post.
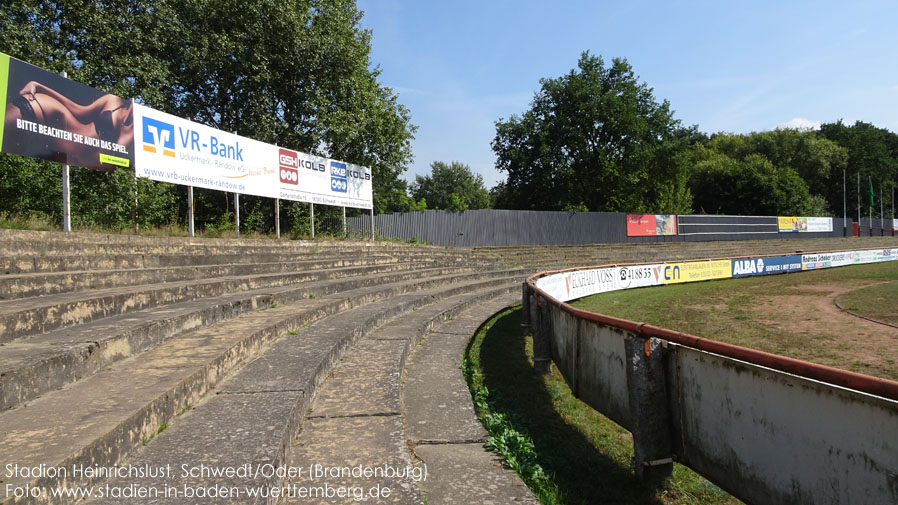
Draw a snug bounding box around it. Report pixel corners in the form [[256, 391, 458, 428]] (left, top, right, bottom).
[[532, 296, 553, 374], [520, 283, 531, 335], [625, 335, 674, 487]]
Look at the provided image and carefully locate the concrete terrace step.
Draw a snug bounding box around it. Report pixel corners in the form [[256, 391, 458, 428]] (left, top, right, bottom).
[[0, 248, 489, 275], [0, 274, 521, 505], [0, 265, 528, 411], [0, 230, 492, 260], [402, 295, 539, 505], [281, 290, 524, 504], [0, 262, 481, 343], [0, 252, 486, 299], [73, 284, 519, 505], [0, 249, 490, 273]]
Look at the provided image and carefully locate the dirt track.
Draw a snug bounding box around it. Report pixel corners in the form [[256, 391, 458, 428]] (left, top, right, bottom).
[[751, 282, 898, 379]]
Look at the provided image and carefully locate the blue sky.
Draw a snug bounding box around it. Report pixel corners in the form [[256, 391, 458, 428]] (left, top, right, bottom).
[[357, 0, 898, 189]]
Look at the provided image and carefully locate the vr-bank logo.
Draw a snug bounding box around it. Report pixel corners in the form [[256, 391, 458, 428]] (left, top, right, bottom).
[[141, 117, 175, 157], [279, 149, 299, 185], [330, 161, 348, 193]]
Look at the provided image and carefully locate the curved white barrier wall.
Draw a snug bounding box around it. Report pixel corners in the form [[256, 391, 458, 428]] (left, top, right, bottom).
[[524, 246, 898, 504]]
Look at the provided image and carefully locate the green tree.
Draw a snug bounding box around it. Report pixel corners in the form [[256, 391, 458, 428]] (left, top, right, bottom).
[[697, 129, 847, 214], [491, 52, 695, 213], [0, 0, 416, 229], [410, 161, 491, 211], [819, 121, 898, 217], [689, 137, 817, 216]]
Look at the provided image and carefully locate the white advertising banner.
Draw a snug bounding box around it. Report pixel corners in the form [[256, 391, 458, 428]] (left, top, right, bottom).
[[133, 104, 374, 209], [134, 104, 277, 198], [535, 264, 665, 303], [801, 248, 898, 270], [806, 217, 833, 233], [276, 147, 373, 209], [536, 250, 898, 303]]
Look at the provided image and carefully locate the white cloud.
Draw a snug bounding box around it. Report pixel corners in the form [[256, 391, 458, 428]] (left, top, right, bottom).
[[779, 117, 821, 130]]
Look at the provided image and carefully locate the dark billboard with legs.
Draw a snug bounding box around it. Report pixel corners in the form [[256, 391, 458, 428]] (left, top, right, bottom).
[[1, 53, 133, 171]]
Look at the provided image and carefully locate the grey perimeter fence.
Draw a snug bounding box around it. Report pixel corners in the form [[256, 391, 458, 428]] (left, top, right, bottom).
[[346, 210, 869, 246]]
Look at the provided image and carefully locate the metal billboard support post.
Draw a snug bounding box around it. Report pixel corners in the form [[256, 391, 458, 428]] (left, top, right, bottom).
[[342, 206, 346, 238], [234, 193, 240, 238], [370, 207, 375, 240], [275, 198, 280, 238], [187, 186, 195, 237], [60, 71, 71, 233], [843, 169, 847, 236], [310, 203, 315, 239], [62, 163, 71, 232], [132, 169, 139, 233], [857, 173, 860, 236], [232, 131, 239, 238]]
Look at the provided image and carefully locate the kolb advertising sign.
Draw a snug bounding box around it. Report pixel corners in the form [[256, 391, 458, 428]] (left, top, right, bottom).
[[276, 148, 372, 209]]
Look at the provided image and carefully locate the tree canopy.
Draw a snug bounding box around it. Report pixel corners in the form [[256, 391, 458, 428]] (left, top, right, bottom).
[[489, 52, 897, 218], [0, 0, 417, 232], [410, 161, 491, 211], [491, 52, 696, 213]]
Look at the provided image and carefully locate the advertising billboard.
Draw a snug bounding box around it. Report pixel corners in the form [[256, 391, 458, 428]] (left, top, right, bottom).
[[1, 54, 375, 210], [134, 104, 374, 210], [134, 104, 277, 198], [535, 264, 665, 303], [778, 216, 832, 233], [731, 255, 803, 278], [276, 148, 373, 209], [0, 52, 133, 171], [626, 214, 677, 237], [662, 260, 732, 284]]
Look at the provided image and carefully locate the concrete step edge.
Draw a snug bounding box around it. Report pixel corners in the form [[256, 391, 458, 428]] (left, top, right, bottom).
[[0, 276, 520, 505]]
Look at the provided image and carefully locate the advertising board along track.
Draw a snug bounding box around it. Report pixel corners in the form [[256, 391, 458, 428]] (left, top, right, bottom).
[[525, 245, 898, 505]]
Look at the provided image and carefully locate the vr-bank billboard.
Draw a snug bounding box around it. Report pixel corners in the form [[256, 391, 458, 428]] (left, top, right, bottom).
[[134, 104, 373, 209], [0, 52, 374, 210], [134, 104, 274, 197]]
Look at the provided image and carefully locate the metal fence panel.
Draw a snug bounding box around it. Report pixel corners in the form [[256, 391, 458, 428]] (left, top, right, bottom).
[[348, 210, 848, 246]]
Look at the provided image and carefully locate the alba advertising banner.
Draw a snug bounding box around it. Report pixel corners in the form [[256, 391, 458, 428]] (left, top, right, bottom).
[[0, 52, 133, 171], [731, 255, 802, 277], [134, 104, 277, 198], [277, 147, 373, 210]]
